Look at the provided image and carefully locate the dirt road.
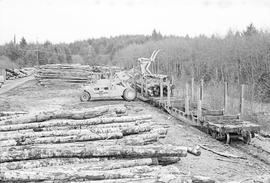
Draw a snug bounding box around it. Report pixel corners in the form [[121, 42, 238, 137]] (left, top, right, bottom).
[[0, 75, 35, 95], [0, 80, 269, 182]]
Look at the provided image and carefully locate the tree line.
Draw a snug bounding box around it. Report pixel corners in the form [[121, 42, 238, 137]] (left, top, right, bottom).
[[0, 33, 157, 67], [0, 25, 270, 101], [112, 24, 270, 102]]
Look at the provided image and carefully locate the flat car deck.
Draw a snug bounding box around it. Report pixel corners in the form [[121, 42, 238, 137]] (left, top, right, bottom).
[[143, 96, 260, 144]]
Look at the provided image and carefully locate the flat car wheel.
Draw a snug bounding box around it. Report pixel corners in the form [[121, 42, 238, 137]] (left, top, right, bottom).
[[80, 91, 91, 102], [211, 130, 218, 139], [226, 133, 230, 144], [243, 131, 251, 144], [123, 88, 136, 101]]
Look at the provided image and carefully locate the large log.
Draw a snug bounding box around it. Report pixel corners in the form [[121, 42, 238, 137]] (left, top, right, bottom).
[[187, 145, 201, 156], [0, 115, 23, 122], [156, 157, 181, 165], [0, 111, 27, 117], [0, 132, 162, 152], [0, 130, 163, 147], [68, 178, 157, 183], [0, 105, 126, 126], [0, 164, 181, 182], [1, 157, 180, 174], [0, 158, 103, 170], [120, 132, 160, 145], [0, 115, 152, 132], [0, 165, 161, 182], [0, 129, 118, 141], [0, 144, 187, 163], [46, 175, 215, 183], [27, 159, 155, 172], [1, 158, 156, 170], [0, 132, 123, 146], [33, 120, 153, 132], [0, 123, 153, 141], [150, 127, 167, 136]]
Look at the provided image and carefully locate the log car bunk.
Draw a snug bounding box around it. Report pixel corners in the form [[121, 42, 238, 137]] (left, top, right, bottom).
[[137, 76, 260, 144]]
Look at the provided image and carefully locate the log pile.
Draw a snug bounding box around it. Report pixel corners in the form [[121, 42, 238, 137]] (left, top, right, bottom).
[[6, 68, 35, 80], [135, 82, 170, 97], [0, 104, 208, 182], [35, 64, 94, 85], [35, 64, 122, 86], [133, 75, 174, 97]]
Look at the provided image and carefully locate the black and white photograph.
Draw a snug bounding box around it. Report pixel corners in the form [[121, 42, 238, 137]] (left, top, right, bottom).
[[0, 0, 270, 182]]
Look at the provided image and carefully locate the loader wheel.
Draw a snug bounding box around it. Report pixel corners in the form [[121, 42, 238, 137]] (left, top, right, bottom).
[[80, 91, 91, 102], [123, 88, 136, 101]]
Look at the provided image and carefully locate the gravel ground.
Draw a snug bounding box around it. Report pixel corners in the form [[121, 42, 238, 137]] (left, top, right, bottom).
[[0, 80, 269, 182]]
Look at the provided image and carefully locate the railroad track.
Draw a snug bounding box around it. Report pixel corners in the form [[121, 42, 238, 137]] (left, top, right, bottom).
[[138, 94, 270, 166], [231, 141, 270, 165]]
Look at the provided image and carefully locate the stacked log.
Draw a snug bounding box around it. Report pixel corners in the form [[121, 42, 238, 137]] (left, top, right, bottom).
[[0, 111, 28, 122], [34, 64, 120, 86], [135, 82, 170, 97], [0, 111, 28, 117], [0, 104, 127, 126], [0, 104, 205, 182], [6, 68, 33, 80]]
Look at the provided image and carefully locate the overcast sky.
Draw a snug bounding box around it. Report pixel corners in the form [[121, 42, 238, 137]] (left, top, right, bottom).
[[0, 0, 270, 44]]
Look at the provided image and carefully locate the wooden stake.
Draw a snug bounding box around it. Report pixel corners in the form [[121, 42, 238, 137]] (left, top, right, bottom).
[[160, 78, 163, 100], [141, 77, 144, 96], [132, 64, 136, 89], [167, 79, 171, 106], [145, 77, 148, 97], [171, 76, 174, 97], [191, 77, 194, 102], [240, 84, 245, 116], [200, 79, 204, 102], [224, 82, 228, 114], [197, 87, 202, 120], [185, 83, 190, 115]]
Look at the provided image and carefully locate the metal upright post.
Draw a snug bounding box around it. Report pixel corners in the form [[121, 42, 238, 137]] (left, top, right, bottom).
[[185, 82, 190, 115]]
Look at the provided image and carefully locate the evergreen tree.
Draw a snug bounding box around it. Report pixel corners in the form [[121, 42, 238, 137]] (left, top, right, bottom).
[[151, 29, 163, 40], [19, 37, 27, 47], [243, 23, 258, 36]]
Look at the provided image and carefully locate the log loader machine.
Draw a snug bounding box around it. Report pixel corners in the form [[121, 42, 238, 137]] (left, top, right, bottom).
[[80, 70, 137, 102], [135, 49, 174, 97]]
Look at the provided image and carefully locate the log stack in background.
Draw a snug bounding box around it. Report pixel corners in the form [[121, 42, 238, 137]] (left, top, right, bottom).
[[35, 64, 122, 86], [35, 64, 94, 85], [0, 104, 207, 183], [6, 68, 35, 80]]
